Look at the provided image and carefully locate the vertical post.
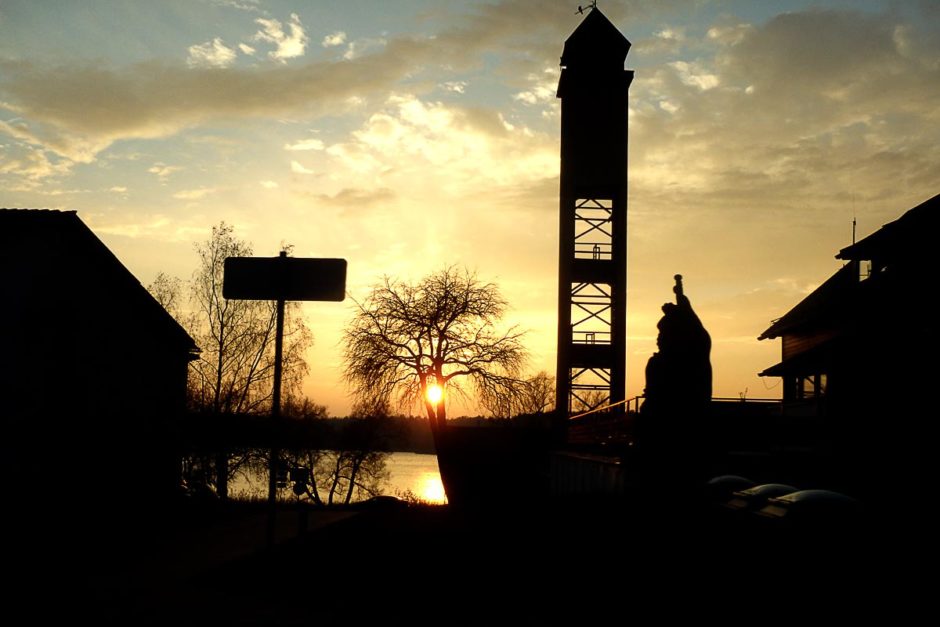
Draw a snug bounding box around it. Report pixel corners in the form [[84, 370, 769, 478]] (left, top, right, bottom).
[[267, 251, 287, 549]]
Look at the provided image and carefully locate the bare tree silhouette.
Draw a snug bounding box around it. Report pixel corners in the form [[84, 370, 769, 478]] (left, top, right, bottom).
[[343, 266, 527, 433], [187, 223, 311, 416]]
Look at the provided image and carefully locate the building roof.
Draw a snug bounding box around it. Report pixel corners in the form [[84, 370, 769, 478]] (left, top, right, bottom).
[[759, 193, 936, 343], [758, 262, 857, 340], [560, 7, 630, 70], [837, 193, 939, 262], [0, 208, 197, 355]]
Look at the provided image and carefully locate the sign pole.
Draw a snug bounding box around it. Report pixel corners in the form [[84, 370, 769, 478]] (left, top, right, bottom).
[[267, 252, 287, 549], [222, 250, 345, 550]]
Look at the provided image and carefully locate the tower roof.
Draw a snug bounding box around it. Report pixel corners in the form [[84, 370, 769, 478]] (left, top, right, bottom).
[[560, 7, 631, 69]]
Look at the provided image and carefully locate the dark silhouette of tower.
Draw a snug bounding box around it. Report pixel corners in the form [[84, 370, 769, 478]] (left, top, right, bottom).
[[555, 8, 633, 425]]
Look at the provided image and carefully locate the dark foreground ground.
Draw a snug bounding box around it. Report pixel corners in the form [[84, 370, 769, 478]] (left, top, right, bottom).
[[3, 495, 928, 624]]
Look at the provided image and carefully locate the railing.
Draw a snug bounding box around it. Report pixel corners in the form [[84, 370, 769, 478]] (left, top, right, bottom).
[[574, 242, 612, 260], [572, 330, 611, 345], [569, 396, 783, 421], [569, 395, 644, 421]]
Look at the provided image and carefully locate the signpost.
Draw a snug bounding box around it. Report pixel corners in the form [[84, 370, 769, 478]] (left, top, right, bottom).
[[223, 251, 346, 548]]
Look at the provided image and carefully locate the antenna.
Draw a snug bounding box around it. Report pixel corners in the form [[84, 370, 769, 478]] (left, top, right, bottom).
[[576, 1, 597, 15], [852, 192, 857, 245]]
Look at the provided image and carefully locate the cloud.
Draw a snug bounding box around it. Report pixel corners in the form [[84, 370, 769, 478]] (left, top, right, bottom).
[[626, 7, 940, 221], [0, 140, 71, 180], [211, 0, 261, 12], [3, 0, 936, 209], [109, 186, 127, 193], [254, 13, 308, 62], [668, 61, 719, 90], [311, 187, 395, 208], [655, 28, 683, 41], [187, 38, 238, 68], [441, 81, 467, 94], [290, 160, 314, 174], [512, 67, 559, 105], [0, 1, 583, 164], [0, 36, 438, 162], [172, 187, 216, 200], [238, 43, 256, 55], [325, 94, 555, 190], [148, 163, 181, 181], [322, 31, 346, 48], [259, 180, 279, 188], [343, 38, 387, 61], [284, 138, 324, 151]]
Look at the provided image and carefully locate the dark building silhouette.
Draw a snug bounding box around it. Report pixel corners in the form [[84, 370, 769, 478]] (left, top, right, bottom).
[[555, 7, 633, 425], [758, 194, 937, 498], [0, 209, 197, 504]]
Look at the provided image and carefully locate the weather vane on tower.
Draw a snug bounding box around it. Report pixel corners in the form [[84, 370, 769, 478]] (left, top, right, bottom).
[[576, 1, 598, 15]]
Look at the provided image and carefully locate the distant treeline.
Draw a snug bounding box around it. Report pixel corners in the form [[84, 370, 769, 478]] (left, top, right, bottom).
[[180, 412, 552, 455]]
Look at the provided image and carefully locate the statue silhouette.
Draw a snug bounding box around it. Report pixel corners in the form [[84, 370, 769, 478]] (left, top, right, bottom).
[[635, 275, 713, 496]]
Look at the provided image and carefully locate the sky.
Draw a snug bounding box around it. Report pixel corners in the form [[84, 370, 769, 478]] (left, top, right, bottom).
[[2, 0, 938, 416]]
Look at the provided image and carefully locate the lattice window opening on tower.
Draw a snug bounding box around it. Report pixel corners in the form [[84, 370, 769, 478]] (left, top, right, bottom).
[[569, 366, 612, 413], [573, 198, 613, 260], [570, 282, 612, 344]]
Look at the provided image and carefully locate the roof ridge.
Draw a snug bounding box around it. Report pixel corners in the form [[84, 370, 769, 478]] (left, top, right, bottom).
[[1, 208, 77, 214]]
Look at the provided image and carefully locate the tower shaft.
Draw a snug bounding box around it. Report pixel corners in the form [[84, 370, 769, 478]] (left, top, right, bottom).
[[555, 9, 633, 428]]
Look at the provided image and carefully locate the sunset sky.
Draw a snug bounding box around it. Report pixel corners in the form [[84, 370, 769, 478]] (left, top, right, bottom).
[[3, 0, 938, 415]]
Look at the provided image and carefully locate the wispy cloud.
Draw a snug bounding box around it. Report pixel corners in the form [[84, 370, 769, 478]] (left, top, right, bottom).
[[187, 38, 238, 68], [254, 13, 308, 62], [343, 37, 387, 60], [668, 61, 719, 90], [441, 81, 467, 94], [322, 31, 346, 48], [259, 180, 279, 189], [211, 0, 261, 12], [284, 138, 324, 151], [148, 163, 182, 181], [313, 187, 394, 205], [290, 160, 314, 174], [0, 139, 72, 180], [172, 187, 216, 200]]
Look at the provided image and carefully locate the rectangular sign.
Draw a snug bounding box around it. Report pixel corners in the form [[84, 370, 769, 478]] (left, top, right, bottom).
[[223, 256, 346, 302]]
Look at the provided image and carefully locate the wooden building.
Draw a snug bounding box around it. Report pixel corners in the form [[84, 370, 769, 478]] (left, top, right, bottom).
[[0, 209, 198, 504], [758, 194, 937, 497]]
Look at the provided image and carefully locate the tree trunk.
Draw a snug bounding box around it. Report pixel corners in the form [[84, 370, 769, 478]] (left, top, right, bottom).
[[344, 455, 363, 504], [215, 448, 229, 501], [327, 454, 343, 505]]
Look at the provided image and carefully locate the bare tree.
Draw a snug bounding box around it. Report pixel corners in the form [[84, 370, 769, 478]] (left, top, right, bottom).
[[149, 223, 313, 500], [187, 222, 312, 415], [146, 272, 185, 321], [519, 371, 555, 415], [287, 400, 391, 506], [480, 370, 555, 418], [343, 266, 527, 433]]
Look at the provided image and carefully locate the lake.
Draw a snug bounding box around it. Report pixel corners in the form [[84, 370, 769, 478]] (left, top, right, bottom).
[[225, 451, 446, 504]]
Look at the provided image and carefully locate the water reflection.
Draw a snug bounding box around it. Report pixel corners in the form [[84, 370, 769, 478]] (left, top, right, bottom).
[[417, 472, 447, 504], [183, 450, 445, 504]]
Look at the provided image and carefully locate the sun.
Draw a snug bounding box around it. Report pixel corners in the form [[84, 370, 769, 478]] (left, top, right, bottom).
[[426, 383, 443, 404]]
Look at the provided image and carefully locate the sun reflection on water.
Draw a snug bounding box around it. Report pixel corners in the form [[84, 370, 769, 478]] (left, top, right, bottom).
[[418, 472, 447, 504]]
